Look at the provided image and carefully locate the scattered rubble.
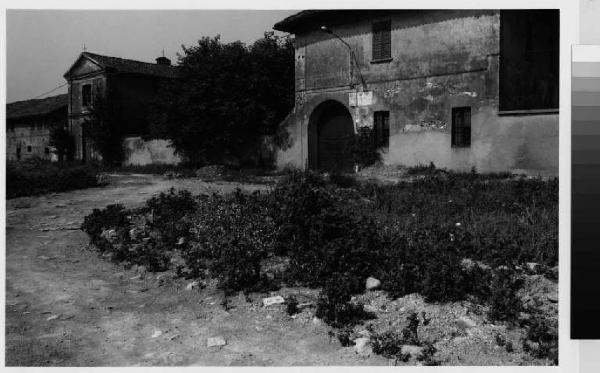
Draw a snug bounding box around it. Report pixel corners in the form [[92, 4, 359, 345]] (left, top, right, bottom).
[[353, 337, 372, 356], [262, 295, 285, 307], [456, 316, 477, 330], [401, 345, 424, 358], [152, 330, 163, 338], [186, 281, 200, 291], [365, 277, 381, 291], [207, 336, 227, 347]]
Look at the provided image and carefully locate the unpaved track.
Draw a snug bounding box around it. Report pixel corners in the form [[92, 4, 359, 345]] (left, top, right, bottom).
[[5, 174, 387, 366]]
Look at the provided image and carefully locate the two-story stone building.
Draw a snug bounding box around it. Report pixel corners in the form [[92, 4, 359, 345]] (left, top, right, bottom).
[[6, 94, 68, 161], [63, 52, 180, 164], [273, 10, 559, 175]]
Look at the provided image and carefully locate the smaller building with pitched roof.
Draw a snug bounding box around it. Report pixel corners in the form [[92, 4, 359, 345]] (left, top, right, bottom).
[[63, 51, 179, 162], [6, 94, 68, 161]]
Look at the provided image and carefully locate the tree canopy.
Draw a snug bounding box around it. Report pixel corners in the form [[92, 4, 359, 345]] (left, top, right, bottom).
[[149, 32, 295, 165]]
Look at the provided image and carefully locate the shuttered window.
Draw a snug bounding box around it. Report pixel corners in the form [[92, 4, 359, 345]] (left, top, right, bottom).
[[374, 111, 390, 147], [372, 21, 391, 61], [451, 107, 471, 147]]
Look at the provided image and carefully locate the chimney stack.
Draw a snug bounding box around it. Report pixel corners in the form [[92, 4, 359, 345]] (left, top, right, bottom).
[[156, 56, 171, 66]]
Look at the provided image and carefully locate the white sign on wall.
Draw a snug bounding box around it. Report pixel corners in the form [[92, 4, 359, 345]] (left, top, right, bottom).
[[349, 91, 373, 107]]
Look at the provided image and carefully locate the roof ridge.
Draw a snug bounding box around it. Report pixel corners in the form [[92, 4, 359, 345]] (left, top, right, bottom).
[[82, 51, 168, 67], [6, 93, 68, 106]]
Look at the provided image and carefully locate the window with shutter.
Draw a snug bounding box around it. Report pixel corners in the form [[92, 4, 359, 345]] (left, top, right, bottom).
[[451, 107, 471, 147], [372, 21, 391, 61]]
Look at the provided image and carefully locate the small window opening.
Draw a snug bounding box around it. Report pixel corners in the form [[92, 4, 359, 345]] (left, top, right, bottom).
[[82, 84, 93, 107], [451, 107, 471, 148]]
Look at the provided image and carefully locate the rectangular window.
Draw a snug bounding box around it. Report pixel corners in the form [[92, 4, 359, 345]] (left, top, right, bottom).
[[374, 111, 390, 147], [499, 10, 559, 112], [26, 145, 32, 153], [45, 147, 50, 155], [451, 107, 471, 147], [372, 20, 391, 61], [82, 84, 93, 107]]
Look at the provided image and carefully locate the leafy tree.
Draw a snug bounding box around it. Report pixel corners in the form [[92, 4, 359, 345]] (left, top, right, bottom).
[[86, 94, 125, 166], [148, 32, 294, 164], [49, 125, 75, 162]]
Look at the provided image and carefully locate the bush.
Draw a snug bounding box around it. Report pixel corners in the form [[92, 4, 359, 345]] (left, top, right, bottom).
[[371, 312, 440, 364], [184, 190, 276, 293], [271, 171, 382, 286], [487, 267, 524, 322], [7, 160, 100, 198], [523, 315, 558, 364], [144, 188, 198, 246], [378, 224, 481, 302], [80, 167, 557, 342], [315, 273, 375, 328], [81, 204, 172, 271], [349, 126, 381, 168], [81, 204, 129, 256]]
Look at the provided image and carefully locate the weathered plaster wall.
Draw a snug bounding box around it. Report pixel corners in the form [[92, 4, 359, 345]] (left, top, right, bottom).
[[276, 10, 559, 175], [122, 136, 181, 166], [6, 124, 53, 161]]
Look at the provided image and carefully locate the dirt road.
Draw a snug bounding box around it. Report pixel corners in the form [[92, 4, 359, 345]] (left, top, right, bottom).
[[5, 174, 389, 366]]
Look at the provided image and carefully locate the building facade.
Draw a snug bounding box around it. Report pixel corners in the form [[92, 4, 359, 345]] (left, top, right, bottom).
[[273, 10, 559, 175], [6, 94, 68, 162], [63, 52, 180, 164]]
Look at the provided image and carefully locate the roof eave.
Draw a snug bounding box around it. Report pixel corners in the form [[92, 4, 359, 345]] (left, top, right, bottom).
[[63, 52, 105, 79]]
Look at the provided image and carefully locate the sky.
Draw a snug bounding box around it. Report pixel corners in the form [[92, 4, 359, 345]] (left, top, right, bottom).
[[6, 10, 296, 103]]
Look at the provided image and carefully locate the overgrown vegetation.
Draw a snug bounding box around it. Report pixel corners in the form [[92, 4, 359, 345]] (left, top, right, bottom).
[[350, 126, 381, 168], [86, 95, 126, 166], [7, 159, 100, 199], [81, 166, 558, 363], [149, 32, 294, 165], [371, 312, 440, 365], [48, 126, 76, 162]]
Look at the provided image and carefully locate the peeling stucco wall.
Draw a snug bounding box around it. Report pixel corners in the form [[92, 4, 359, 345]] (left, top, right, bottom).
[[275, 10, 559, 175], [6, 124, 54, 161], [122, 137, 181, 166]]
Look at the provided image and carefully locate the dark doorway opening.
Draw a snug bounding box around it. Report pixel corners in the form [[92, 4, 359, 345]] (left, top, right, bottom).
[[308, 100, 355, 172]]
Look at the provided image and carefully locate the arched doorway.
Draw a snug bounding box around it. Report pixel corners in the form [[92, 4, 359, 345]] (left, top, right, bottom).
[[308, 100, 355, 172]]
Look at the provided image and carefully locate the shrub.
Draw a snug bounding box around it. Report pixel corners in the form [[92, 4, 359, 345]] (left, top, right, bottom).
[[271, 171, 381, 286], [487, 267, 524, 322], [379, 224, 479, 302], [81, 203, 173, 271], [523, 315, 558, 364], [371, 330, 411, 362], [184, 190, 276, 293], [371, 312, 441, 364], [315, 273, 375, 328], [349, 126, 380, 168], [7, 160, 100, 198], [145, 188, 198, 247], [286, 295, 299, 316], [81, 204, 129, 251], [405, 162, 440, 176]]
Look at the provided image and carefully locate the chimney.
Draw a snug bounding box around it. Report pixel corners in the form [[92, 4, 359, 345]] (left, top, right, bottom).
[[156, 56, 171, 66]]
